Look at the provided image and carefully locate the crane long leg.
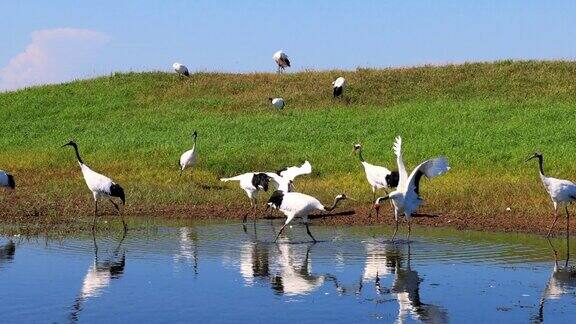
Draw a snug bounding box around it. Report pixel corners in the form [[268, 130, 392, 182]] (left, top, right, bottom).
[[407, 221, 412, 241], [109, 199, 119, 211], [108, 199, 127, 232], [390, 220, 399, 242], [92, 200, 98, 232], [120, 211, 128, 233], [546, 237, 559, 263], [566, 207, 570, 267], [369, 189, 376, 218], [305, 223, 317, 243], [546, 211, 560, 238], [274, 224, 287, 242], [252, 198, 258, 224], [243, 199, 254, 224]]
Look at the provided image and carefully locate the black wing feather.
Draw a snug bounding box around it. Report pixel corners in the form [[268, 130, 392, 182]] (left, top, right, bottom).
[[109, 183, 126, 204], [252, 173, 271, 191]]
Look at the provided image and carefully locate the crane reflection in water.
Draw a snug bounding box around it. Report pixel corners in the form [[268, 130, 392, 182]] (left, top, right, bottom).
[[0, 239, 16, 269], [354, 240, 449, 323], [238, 227, 448, 323], [173, 227, 199, 276], [533, 239, 576, 323], [239, 229, 331, 296], [69, 232, 127, 322]]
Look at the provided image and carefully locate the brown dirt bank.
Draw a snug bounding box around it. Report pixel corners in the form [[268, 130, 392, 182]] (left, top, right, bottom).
[[0, 195, 569, 237], [148, 204, 568, 236]]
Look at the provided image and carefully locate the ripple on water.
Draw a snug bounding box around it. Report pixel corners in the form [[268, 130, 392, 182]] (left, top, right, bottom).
[[0, 221, 574, 323]]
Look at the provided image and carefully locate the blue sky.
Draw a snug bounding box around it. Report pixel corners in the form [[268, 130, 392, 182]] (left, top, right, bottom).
[[1, 0, 575, 91]]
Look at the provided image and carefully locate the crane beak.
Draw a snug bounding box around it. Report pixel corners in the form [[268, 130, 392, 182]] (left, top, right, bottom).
[[525, 155, 536, 162], [347, 196, 356, 201], [61, 143, 69, 148]]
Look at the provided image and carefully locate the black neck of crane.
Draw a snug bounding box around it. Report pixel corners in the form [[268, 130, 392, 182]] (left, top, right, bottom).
[[537, 155, 545, 176], [72, 144, 84, 164], [325, 196, 343, 212], [357, 150, 365, 162]]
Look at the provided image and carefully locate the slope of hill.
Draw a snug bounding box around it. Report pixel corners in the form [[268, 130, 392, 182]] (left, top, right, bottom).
[[1, 60, 576, 234]]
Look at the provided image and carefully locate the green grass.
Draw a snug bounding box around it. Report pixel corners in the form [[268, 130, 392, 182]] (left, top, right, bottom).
[[1, 60, 576, 225]]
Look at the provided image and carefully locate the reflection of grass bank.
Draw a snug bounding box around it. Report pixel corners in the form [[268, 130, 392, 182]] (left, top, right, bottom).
[[1, 60, 576, 234]]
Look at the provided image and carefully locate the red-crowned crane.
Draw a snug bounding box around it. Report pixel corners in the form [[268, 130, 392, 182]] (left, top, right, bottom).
[[179, 131, 198, 176], [221, 172, 275, 223], [332, 77, 347, 98], [273, 50, 290, 73], [269, 97, 285, 110], [173, 62, 189, 77], [374, 136, 450, 241], [62, 140, 127, 232], [220, 161, 313, 223], [267, 190, 350, 242], [353, 143, 399, 204], [526, 152, 576, 260]]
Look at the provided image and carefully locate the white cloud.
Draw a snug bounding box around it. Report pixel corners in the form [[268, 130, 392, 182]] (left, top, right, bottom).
[[0, 28, 111, 92]]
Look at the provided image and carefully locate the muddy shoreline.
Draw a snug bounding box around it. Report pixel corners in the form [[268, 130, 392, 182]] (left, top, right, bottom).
[[150, 204, 564, 236], [0, 202, 562, 237]]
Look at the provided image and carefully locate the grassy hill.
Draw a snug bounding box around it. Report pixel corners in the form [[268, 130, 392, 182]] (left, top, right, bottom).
[[1, 60, 576, 232]]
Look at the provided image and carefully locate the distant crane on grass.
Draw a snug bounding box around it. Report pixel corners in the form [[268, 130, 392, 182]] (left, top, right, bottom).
[[179, 131, 198, 176], [332, 77, 347, 98], [173, 62, 190, 77], [273, 50, 290, 73], [269, 97, 285, 110]]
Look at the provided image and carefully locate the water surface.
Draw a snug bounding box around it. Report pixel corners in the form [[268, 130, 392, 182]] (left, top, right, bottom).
[[1, 221, 575, 323]]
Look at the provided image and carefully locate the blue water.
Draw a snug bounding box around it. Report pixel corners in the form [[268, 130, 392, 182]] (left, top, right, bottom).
[[1, 222, 575, 323]]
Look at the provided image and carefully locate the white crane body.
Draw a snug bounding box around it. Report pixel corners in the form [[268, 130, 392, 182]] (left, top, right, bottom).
[[173, 62, 190, 77], [179, 131, 198, 176], [273, 50, 290, 72], [332, 77, 347, 97], [269, 98, 285, 109], [62, 140, 126, 232], [375, 136, 450, 240], [267, 190, 348, 242]]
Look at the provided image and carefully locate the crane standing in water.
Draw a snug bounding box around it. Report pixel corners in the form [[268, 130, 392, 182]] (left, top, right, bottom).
[[62, 140, 127, 232], [374, 136, 450, 241], [267, 190, 350, 242], [527, 151, 576, 261]]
